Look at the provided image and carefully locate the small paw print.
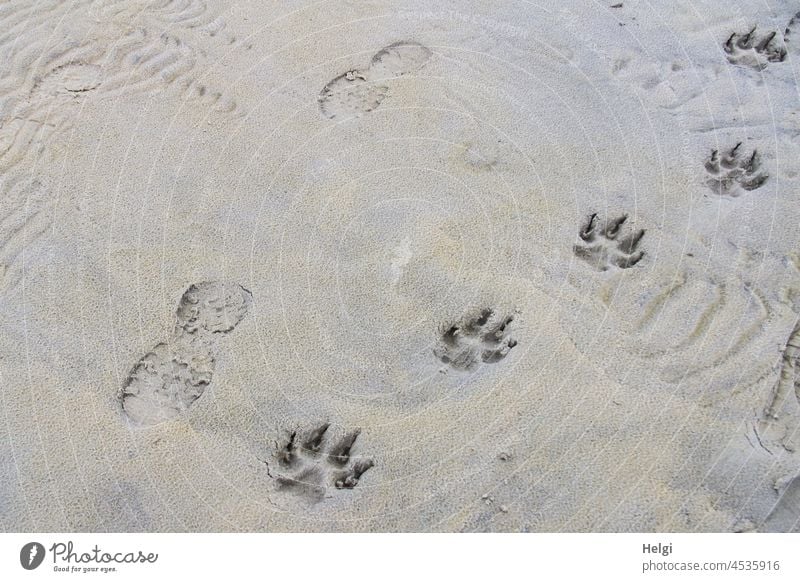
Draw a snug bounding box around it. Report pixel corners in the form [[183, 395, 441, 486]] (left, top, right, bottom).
[[271, 424, 374, 502], [434, 308, 518, 371], [704, 142, 768, 197], [724, 27, 786, 70], [573, 213, 645, 271]]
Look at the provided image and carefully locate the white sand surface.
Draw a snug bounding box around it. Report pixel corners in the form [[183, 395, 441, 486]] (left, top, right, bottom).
[[2, 0, 800, 532]]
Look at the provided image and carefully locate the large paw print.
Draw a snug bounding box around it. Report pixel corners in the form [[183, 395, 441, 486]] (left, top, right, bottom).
[[573, 213, 645, 271], [724, 27, 786, 70], [270, 424, 374, 502], [704, 143, 768, 197], [434, 308, 518, 371]]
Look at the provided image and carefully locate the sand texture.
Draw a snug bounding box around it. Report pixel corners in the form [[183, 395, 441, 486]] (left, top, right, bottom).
[[2, 0, 800, 532]]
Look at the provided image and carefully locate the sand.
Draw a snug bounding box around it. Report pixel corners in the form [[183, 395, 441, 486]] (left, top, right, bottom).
[[2, 0, 800, 532]]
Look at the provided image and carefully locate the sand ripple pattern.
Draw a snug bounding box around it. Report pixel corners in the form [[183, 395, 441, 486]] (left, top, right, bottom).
[[0, 0, 238, 173], [0, 176, 49, 293], [627, 270, 773, 385]]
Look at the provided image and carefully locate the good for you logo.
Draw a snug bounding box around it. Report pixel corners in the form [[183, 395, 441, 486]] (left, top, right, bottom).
[[20, 541, 157, 573], [20, 542, 45, 570]]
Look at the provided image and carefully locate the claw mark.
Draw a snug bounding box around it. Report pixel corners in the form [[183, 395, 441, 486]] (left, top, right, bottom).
[[303, 423, 330, 453], [785, 12, 800, 44]]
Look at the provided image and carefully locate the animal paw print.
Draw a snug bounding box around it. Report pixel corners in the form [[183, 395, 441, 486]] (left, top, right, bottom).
[[271, 424, 374, 502], [785, 12, 800, 46], [434, 308, 518, 371], [724, 27, 786, 70], [120, 281, 252, 426], [573, 213, 645, 271], [318, 40, 431, 119], [704, 142, 768, 197]]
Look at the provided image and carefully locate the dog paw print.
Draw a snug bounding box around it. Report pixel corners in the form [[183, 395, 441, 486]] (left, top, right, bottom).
[[270, 424, 374, 502], [434, 308, 518, 371], [724, 27, 786, 70], [573, 213, 645, 271], [704, 142, 768, 197]]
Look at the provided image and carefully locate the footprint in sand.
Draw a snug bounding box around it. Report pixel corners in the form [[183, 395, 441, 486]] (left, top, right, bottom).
[[318, 41, 432, 120], [120, 281, 252, 427]]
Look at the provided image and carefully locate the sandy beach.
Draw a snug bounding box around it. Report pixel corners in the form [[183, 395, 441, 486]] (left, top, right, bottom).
[[2, 0, 800, 532]]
